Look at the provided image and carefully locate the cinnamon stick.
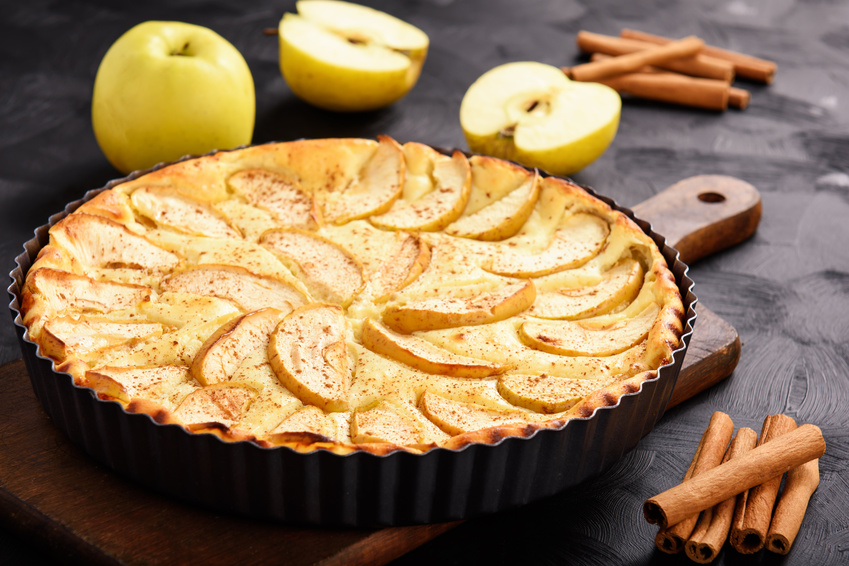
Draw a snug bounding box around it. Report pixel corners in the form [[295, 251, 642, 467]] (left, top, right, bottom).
[[566, 35, 704, 82], [576, 31, 734, 82], [727, 87, 750, 110], [684, 427, 758, 563], [598, 72, 730, 111], [730, 414, 797, 554], [643, 424, 826, 529], [655, 412, 735, 554], [581, 55, 750, 110], [620, 28, 777, 84], [766, 457, 820, 554]]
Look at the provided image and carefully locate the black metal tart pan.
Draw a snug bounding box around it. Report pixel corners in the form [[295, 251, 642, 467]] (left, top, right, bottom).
[[8, 145, 696, 526]]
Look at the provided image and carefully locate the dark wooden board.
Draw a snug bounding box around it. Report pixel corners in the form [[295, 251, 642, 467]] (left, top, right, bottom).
[[0, 304, 738, 565], [631, 175, 762, 266]]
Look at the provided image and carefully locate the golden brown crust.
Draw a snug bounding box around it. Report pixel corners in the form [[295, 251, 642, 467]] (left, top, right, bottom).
[[20, 137, 684, 454]]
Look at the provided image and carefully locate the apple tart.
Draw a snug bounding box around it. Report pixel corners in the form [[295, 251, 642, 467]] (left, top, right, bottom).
[[20, 136, 684, 454]]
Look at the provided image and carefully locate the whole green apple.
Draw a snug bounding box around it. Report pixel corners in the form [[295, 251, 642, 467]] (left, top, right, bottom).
[[92, 21, 255, 174]]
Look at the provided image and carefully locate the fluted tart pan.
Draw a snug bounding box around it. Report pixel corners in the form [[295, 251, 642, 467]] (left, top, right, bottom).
[[8, 141, 696, 526]]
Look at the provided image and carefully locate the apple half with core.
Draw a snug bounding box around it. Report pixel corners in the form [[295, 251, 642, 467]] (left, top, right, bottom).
[[459, 61, 620, 177], [278, 0, 429, 112], [92, 21, 255, 174]]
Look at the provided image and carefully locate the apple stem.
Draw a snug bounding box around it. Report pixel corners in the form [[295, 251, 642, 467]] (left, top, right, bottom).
[[171, 42, 191, 56], [263, 28, 279, 36]]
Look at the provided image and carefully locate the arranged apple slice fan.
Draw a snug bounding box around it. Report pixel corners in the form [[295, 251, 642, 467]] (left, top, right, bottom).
[[20, 137, 683, 454]]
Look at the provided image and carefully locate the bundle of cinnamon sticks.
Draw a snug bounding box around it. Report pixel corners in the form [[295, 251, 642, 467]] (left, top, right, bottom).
[[643, 412, 825, 562], [563, 30, 778, 111]]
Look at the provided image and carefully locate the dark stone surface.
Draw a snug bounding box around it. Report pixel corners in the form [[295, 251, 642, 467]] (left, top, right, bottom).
[[2, 0, 847, 564]]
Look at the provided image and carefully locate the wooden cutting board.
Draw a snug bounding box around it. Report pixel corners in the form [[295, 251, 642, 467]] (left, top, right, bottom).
[[0, 175, 760, 565]]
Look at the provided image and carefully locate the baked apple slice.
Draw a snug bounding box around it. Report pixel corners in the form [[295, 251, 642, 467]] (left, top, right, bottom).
[[141, 292, 240, 329], [419, 390, 527, 436], [190, 307, 286, 386], [370, 144, 472, 232], [529, 258, 644, 319], [50, 213, 180, 271], [321, 222, 430, 303], [270, 405, 337, 438], [445, 155, 540, 240], [161, 265, 308, 314], [23, 268, 151, 319], [486, 211, 609, 278], [76, 187, 137, 225], [260, 228, 364, 306], [369, 232, 431, 302], [172, 382, 258, 429], [360, 318, 509, 378], [130, 186, 241, 238], [269, 304, 351, 412], [85, 365, 195, 405], [519, 303, 660, 356], [351, 401, 422, 445], [382, 280, 536, 333], [41, 316, 164, 362], [212, 199, 279, 241], [186, 238, 299, 282], [227, 168, 322, 229], [320, 135, 405, 224], [497, 373, 616, 413]]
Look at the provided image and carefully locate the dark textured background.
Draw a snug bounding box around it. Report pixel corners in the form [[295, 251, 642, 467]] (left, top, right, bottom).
[[2, 0, 848, 564]]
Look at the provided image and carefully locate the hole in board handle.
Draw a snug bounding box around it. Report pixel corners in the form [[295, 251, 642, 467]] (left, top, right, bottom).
[[698, 192, 726, 203]]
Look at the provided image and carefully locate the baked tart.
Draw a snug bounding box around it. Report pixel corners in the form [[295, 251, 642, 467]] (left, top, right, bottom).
[[19, 136, 685, 455]]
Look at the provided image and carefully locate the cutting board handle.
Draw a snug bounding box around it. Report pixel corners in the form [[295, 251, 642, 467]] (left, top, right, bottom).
[[629, 175, 761, 408], [631, 175, 762, 264]]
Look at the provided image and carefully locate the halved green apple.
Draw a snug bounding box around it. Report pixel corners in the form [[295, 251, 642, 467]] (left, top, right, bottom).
[[278, 0, 429, 112], [460, 61, 620, 176]]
